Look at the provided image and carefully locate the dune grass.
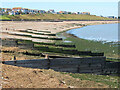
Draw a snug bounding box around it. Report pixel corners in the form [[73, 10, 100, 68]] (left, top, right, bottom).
[[0, 15, 11, 20], [1, 14, 116, 20]]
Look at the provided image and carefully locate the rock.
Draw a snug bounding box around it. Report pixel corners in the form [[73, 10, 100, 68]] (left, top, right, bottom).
[[39, 70, 43, 72], [61, 81, 66, 84], [68, 86, 74, 88], [33, 70, 37, 74]]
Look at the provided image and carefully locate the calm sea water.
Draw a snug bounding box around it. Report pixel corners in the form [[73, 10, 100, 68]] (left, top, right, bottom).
[[67, 23, 118, 42]]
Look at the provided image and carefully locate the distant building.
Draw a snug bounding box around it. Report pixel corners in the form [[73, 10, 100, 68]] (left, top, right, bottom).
[[38, 10, 46, 14], [0, 8, 11, 15], [12, 7, 23, 15], [74, 12, 81, 14], [55, 12, 60, 14], [100, 15, 103, 17], [0, 11, 2, 15], [81, 12, 90, 15], [1, 8, 12, 15], [59, 11, 68, 14], [48, 9, 55, 14], [21, 8, 29, 14], [0, 7, 93, 16], [9, 11, 14, 15], [67, 12, 72, 14], [28, 9, 34, 14], [12, 7, 22, 12], [107, 16, 115, 19], [72, 12, 77, 15], [2, 8, 11, 12], [28, 9, 38, 14]]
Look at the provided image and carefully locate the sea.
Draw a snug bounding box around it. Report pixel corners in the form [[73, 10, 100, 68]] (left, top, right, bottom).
[[67, 23, 119, 43]]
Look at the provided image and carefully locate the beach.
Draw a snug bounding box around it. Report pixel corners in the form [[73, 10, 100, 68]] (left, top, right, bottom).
[[1, 21, 118, 34], [1, 20, 119, 88], [1, 21, 118, 42]]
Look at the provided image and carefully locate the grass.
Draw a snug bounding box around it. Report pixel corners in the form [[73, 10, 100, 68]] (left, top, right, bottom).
[[0, 15, 11, 20], [1, 14, 116, 20], [61, 72, 119, 88], [60, 32, 118, 59]]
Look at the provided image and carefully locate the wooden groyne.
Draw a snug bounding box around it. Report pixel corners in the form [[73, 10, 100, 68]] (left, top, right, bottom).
[[2, 38, 104, 56], [2, 57, 119, 75]]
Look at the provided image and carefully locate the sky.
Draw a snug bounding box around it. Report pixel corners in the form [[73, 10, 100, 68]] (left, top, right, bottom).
[[0, 0, 119, 17], [1, 0, 119, 2]]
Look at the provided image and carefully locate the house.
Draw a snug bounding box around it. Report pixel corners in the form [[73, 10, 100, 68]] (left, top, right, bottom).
[[100, 15, 103, 17], [2, 8, 11, 12], [0, 11, 2, 15], [81, 12, 90, 15], [12, 7, 22, 12], [72, 12, 81, 14], [59, 11, 68, 14], [48, 9, 55, 14], [107, 16, 115, 19], [72, 12, 77, 15], [28, 9, 38, 14], [9, 11, 14, 15], [55, 12, 60, 14], [67, 12, 72, 14], [21, 8, 29, 14], [76, 12, 81, 14], [38, 10, 46, 14], [1, 8, 11, 15]]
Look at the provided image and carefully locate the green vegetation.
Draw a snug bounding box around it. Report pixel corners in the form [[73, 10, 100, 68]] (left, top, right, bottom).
[[61, 72, 119, 88], [60, 33, 118, 59], [1, 14, 116, 20], [0, 15, 11, 20], [16, 39, 103, 56]]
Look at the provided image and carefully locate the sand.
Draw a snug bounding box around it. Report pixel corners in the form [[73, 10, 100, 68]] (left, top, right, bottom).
[[0, 20, 118, 88], [0, 21, 118, 43], [1, 21, 118, 34]]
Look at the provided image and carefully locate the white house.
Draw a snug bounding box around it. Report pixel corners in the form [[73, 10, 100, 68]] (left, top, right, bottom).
[[21, 8, 29, 14]]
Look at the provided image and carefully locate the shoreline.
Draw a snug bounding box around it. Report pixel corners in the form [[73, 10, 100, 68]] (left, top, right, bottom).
[[65, 23, 118, 43], [56, 20, 118, 34], [56, 21, 118, 40], [56, 21, 118, 59], [1, 21, 119, 88]]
